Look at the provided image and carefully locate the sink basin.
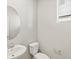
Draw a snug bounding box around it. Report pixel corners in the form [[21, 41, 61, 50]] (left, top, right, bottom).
[[8, 45, 27, 59]]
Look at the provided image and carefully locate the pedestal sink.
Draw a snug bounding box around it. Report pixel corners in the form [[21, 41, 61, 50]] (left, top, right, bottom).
[[8, 45, 27, 59]]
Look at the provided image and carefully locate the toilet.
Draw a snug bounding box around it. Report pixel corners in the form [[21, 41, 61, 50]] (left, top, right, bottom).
[[29, 42, 50, 59]]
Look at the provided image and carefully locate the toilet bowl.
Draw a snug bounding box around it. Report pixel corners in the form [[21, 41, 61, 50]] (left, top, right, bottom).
[[29, 42, 50, 59], [33, 53, 50, 59]]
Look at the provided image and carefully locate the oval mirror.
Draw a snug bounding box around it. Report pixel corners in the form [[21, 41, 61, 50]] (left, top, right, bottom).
[[7, 6, 21, 39]]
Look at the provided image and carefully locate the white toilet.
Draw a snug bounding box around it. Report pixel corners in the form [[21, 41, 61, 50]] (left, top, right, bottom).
[[29, 42, 50, 59]]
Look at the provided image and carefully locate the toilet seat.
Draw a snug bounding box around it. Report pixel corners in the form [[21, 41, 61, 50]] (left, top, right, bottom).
[[34, 53, 50, 59]]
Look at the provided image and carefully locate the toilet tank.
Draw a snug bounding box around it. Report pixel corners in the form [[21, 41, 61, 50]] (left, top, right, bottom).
[[29, 42, 39, 56]]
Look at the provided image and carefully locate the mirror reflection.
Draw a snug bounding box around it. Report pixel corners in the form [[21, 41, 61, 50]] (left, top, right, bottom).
[[7, 6, 21, 39]]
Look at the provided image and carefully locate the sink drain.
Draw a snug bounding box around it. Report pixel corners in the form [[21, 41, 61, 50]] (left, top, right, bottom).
[[12, 55, 14, 56]]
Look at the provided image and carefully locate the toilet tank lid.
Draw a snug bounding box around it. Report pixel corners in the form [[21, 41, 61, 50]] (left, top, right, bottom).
[[29, 42, 39, 47], [34, 53, 50, 59]]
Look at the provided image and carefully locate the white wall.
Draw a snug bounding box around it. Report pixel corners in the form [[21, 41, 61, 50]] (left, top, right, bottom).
[[7, 0, 37, 59], [37, 0, 71, 59]]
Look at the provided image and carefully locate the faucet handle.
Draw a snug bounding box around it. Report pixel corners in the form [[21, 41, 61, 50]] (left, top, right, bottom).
[[8, 43, 14, 49]]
